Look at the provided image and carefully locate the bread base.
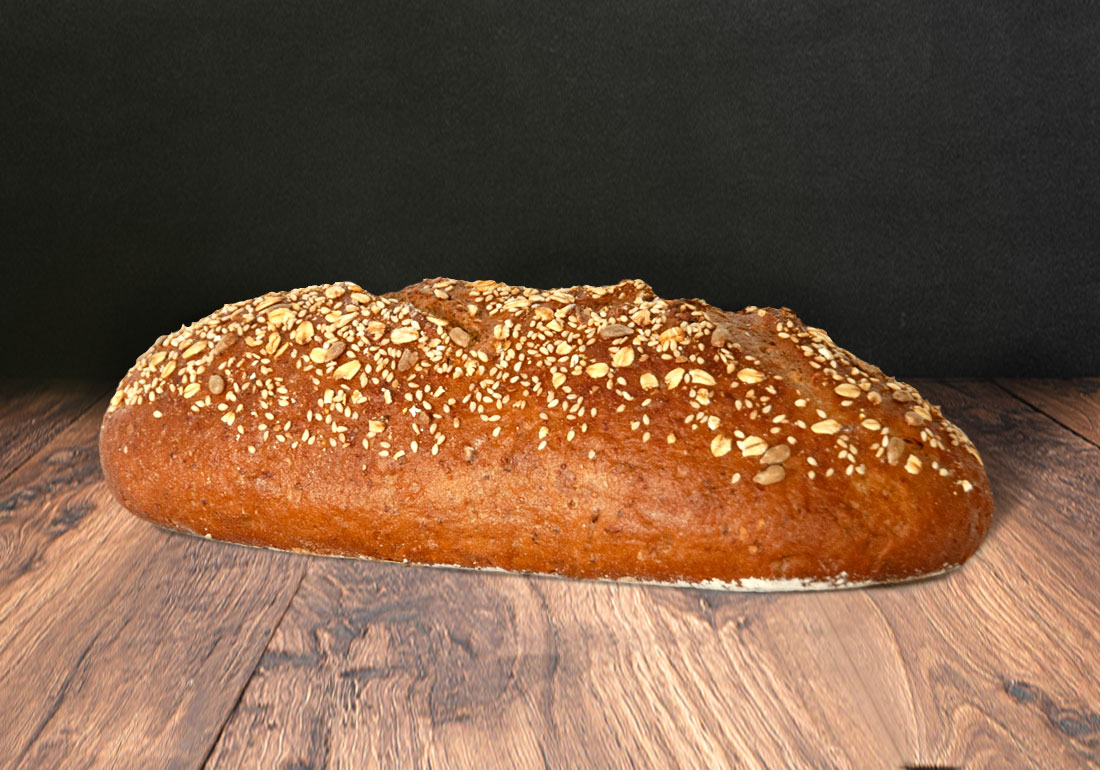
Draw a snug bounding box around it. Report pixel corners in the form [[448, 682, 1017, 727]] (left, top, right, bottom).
[[181, 525, 960, 592]]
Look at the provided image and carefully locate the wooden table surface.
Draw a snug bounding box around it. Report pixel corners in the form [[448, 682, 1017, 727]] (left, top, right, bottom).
[[0, 379, 1097, 769]]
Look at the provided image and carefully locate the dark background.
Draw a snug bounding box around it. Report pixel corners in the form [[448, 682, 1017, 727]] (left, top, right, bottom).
[[3, 0, 1098, 379]]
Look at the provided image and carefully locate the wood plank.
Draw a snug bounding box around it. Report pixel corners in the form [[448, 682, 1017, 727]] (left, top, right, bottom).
[[0, 400, 308, 769], [205, 563, 922, 769], [879, 380, 1100, 769], [204, 379, 1100, 769], [0, 380, 108, 482], [997, 378, 1100, 448]]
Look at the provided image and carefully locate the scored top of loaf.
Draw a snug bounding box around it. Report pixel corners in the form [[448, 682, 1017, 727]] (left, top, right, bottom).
[[107, 277, 984, 501]]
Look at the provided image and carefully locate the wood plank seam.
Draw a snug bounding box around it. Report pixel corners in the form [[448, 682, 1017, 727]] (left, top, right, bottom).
[[199, 564, 310, 770], [992, 381, 1100, 451], [0, 396, 312, 769], [0, 388, 110, 486], [13, 629, 102, 768]]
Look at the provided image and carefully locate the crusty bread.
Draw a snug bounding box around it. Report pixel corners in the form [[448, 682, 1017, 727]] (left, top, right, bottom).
[[99, 278, 992, 590]]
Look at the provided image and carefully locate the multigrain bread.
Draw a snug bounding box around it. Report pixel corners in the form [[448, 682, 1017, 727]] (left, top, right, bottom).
[[100, 278, 993, 590]]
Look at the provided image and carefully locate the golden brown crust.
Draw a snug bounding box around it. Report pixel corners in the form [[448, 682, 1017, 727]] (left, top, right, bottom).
[[99, 278, 993, 588]]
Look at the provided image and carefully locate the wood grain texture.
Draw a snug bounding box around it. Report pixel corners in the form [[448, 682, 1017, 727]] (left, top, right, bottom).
[[0, 380, 107, 483], [2, 381, 1098, 769], [0, 400, 309, 769], [893, 381, 1100, 769], [200, 380, 1100, 770], [205, 563, 923, 769], [997, 378, 1100, 448]]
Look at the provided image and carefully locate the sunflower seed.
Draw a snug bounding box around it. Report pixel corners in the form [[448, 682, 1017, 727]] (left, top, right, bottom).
[[753, 465, 786, 486], [310, 340, 346, 363], [449, 327, 472, 347], [599, 323, 633, 339], [397, 349, 418, 372], [211, 333, 238, 357], [759, 444, 791, 465]]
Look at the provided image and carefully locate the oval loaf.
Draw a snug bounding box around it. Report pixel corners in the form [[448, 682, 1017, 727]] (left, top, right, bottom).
[[100, 278, 993, 590]]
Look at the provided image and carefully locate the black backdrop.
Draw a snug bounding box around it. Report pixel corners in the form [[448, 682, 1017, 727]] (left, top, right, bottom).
[[3, 0, 1098, 379]]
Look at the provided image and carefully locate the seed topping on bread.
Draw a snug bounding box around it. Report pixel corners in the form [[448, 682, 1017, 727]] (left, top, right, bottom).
[[108, 278, 981, 492]]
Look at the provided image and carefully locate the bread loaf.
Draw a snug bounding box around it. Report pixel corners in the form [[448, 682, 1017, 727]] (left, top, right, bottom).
[[100, 278, 993, 590]]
